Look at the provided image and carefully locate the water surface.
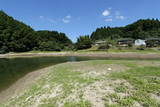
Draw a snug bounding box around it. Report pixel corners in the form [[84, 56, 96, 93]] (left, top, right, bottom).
[[0, 56, 103, 92], [0, 56, 159, 92]]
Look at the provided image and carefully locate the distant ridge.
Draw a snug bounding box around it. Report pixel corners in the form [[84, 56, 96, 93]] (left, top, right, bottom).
[[91, 19, 160, 40]]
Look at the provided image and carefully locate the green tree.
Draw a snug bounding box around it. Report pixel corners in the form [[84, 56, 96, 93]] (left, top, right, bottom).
[[76, 35, 92, 50], [0, 11, 72, 53]]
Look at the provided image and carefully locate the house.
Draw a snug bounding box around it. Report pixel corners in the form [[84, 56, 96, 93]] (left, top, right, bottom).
[[117, 38, 134, 47], [135, 39, 146, 46], [145, 38, 160, 47], [94, 40, 106, 46]]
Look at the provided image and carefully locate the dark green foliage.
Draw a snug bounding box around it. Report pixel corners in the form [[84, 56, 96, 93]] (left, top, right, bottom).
[[136, 45, 146, 50], [0, 46, 8, 54], [91, 19, 160, 41], [146, 39, 160, 47], [0, 11, 72, 53], [0, 11, 37, 53], [98, 45, 109, 50], [76, 35, 92, 50], [98, 44, 110, 50], [36, 31, 72, 51], [38, 41, 61, 51], [91, 26, 122, 40]]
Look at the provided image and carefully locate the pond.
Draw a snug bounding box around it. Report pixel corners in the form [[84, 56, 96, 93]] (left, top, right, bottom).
[[0, 56, 159, 92], [0, 56, 107, 92]]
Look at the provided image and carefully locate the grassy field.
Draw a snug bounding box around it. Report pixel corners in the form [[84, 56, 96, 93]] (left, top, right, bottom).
[[77, 46, 160, 54], [27, 49, 160, 54], [13, 45, 160, 54], [0, 60, 160, 107]]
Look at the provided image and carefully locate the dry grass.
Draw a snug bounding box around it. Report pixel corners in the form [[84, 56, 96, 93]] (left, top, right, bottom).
[[0, 60, 160, 107]]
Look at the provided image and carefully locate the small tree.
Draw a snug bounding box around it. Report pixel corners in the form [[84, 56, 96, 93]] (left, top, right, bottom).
[[39, 41, 61, 51], [76, 35, 92, 50], [0, 46, 9, 54]]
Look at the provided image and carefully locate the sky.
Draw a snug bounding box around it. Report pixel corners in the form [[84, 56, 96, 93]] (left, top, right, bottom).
[[0, 0, 160, 42]]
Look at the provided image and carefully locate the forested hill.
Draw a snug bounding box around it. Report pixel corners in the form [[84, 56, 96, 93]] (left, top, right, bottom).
[[91, 19, 160, 40], [0, 11, 72, 53]]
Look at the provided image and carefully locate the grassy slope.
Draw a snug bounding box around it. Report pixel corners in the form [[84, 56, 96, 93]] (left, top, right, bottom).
[[28, 49, 160, 54], [0, 60, 160, 107], [77, 46, 160, 54], [15, 45, 160, 54]]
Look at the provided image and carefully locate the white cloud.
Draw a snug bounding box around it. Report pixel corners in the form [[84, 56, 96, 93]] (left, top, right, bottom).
[[115, 11, 125, 20], [62, 19, 70, 23], [39, 15, 72, 24], [101, 9, 125, 21], [105, 18, 113, 22], [39, 16, 56, 23], [66, 15, 71, 19], [39, 16, 44, 19], [62, 15, 72, 23], [102, 9, 110, 16], [116, 15, 125, 20], [48, 18, 56, 23]]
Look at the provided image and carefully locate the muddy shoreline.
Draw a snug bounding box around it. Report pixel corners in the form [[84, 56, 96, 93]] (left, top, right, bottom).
[[0, 66, 53, 103], [0, 52, 160, 59]]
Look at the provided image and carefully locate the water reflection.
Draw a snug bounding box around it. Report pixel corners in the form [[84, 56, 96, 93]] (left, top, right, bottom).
[[0, 56, 94, 92]]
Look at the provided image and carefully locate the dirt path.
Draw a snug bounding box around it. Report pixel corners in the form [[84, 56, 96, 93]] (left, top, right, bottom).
[[0, 52, 160, 59]]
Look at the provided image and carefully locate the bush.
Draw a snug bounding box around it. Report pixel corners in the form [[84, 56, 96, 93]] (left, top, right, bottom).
[[39, 41, 61, 51], [98, 44, 110, 50], [0, 46, 9, 54], [136, 45, 146, 50], [76, 35, 92, 50], [146, 40, 160, 47]]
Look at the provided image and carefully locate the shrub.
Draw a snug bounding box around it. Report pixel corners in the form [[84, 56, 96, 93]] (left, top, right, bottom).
[[0, 46, 9, 54], [98, 44, 110, 50], [76, 35, 92, 50], [136, 45, 146, 50]]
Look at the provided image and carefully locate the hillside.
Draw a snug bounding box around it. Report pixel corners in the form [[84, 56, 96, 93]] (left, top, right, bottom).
[[0, 11, 72, 53], [91, 19, 160, 40]]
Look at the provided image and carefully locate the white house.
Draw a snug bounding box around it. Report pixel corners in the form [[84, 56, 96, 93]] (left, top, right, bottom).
[[135, 39, 146, 46]]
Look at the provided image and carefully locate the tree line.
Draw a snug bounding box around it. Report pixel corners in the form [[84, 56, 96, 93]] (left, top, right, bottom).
[[0, 11, 72, 53], [1, 10, 160, 52], [76, 19, 160, 49], [91, 19, 160, 40]]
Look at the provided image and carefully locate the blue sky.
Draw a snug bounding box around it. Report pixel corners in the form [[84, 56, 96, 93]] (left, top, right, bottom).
[[0, 0, 160, 42]]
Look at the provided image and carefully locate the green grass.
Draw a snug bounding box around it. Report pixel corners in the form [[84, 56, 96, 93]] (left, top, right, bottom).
[[107, 48, 160, 53], [1, 62, 100, 107], [76, 46, 160, 53], [1, 59, 160, 107], [104, 93, 135, 107], [114, 83, 128, 93], [108, 66, 160, 107], [63, 100, 91, 107], [12, 46, 160, 54]]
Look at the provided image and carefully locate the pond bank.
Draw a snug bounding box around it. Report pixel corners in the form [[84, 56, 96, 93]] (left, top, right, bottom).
[[0, 52, 160, 59], [1, 60, 160, 107], [0, 66, 52, 102]]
